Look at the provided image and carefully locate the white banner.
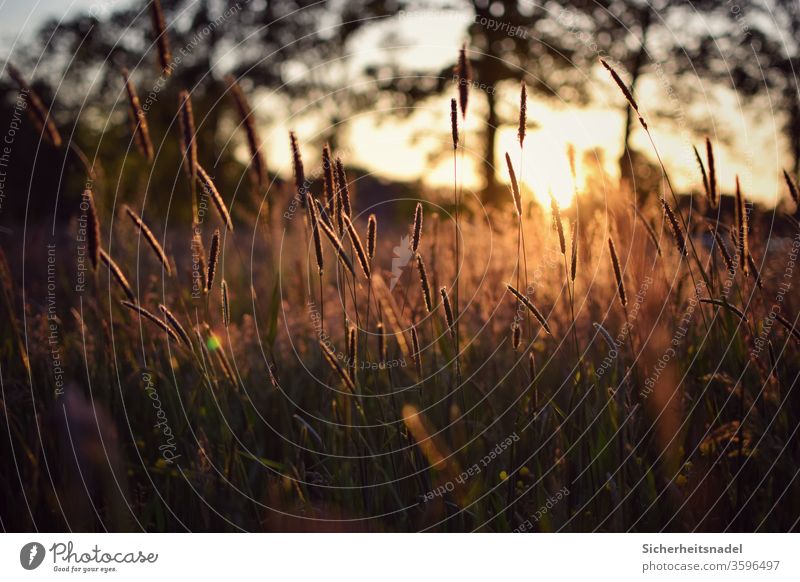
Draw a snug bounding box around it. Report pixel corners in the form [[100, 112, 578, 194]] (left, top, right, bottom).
[[1, 534, 797, 580]]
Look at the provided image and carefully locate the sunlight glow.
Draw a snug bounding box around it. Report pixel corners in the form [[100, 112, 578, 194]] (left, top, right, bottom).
[[497, 129, 577, 209]]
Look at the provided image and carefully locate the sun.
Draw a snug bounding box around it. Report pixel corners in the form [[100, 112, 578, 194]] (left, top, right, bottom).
[[497, 128, 578, 209]]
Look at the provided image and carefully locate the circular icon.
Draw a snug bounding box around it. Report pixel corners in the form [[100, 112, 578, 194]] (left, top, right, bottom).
[[19, 542, 45, 570]]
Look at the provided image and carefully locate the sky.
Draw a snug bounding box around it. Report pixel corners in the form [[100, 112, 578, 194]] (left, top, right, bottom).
[[0, 0, 98, 41], [1, 1, 787, 208]]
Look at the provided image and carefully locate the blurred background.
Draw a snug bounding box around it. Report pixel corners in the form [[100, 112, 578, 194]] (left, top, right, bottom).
[[1, 0, 799, 224]]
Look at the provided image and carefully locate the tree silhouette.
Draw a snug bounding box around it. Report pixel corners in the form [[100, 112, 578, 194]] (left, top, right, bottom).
[[1, 0, 397, 220], [550, 0, 747, 194], [363, 0, 595, 204], [679, 0, 800, 175]]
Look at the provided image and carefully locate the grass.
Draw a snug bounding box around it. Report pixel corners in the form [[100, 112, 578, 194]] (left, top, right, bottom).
[[1, 48, 800, 534]]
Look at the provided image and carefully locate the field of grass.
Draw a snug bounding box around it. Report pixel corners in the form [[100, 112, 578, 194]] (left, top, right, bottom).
[[2, 37, 800, 533]]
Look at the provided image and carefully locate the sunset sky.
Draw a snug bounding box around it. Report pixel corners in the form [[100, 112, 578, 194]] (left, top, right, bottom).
[[267, 8, 785, 208], [3, 1, 786, 208]]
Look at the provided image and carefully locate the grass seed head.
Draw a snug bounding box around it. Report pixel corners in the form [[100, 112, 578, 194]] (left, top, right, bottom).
[[412, 202, 423, 254], [178, 91, 197, 180], [290, 131, 307, 207], [518, 82, 527, 147], [123, 204, 171, 275], [608, 237, 627, 307], [150, 0, 172, 75], [206, 229, 220, 293], [706, 137, 718, 207], [440, 286, 456, 337], [450, 98, 458, 149], [505, 153, 522, 216], [122, 68, 154, 162], [456, 45, 471, 118]]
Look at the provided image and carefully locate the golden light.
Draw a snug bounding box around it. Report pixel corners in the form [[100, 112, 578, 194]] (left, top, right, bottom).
[[497, 128, 578, 209]]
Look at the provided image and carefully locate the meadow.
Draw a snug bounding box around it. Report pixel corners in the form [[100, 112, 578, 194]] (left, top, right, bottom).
[[1, 6, 800, 533]]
